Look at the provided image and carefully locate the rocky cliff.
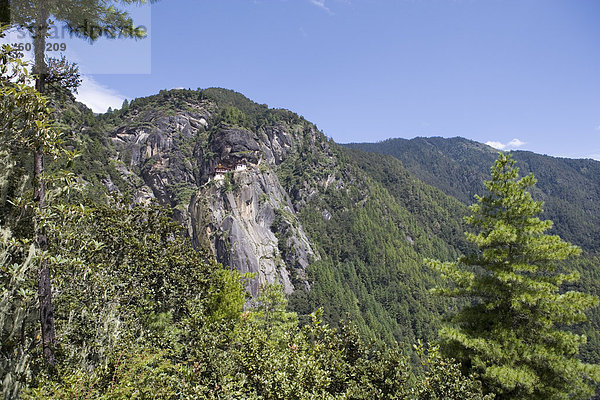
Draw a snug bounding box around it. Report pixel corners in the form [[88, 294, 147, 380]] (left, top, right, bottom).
[[190, 163, 315, 295], [100, 89, 317, 295]]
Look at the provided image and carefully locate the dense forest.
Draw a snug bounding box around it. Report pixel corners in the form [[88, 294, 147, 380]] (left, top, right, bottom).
[[345, 137, 600, 255], [1, 86, 492, 398]]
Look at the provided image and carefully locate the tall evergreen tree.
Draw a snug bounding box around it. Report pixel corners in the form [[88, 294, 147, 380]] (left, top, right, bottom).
[[427, 153, 600, 399], [5, 0, 152, 364], [0, 25, 63, 395]]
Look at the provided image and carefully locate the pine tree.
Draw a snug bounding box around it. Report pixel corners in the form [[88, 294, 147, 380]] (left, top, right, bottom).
[[426, 153, 600, 399]]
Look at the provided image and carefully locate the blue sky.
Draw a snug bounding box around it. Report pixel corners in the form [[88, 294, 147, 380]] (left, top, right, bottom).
[[23, 0, 600, 159]]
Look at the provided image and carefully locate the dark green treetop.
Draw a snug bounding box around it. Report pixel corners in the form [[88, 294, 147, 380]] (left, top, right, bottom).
[[7, 0, 150, 40], [427, 153, 600, 399]]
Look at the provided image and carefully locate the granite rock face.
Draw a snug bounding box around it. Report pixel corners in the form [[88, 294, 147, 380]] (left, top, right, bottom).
[[105, 92, 317, 295], [108, 110, 210, 218], [190, 165, 315, 296]]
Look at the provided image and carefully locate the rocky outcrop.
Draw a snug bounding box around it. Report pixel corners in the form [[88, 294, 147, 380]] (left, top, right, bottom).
[[190, 163, 316, 296], [104, 92, 318, 295], [260, 125, 296, 165], [108, 110, 211, 212], [197, 126, 262, 184]]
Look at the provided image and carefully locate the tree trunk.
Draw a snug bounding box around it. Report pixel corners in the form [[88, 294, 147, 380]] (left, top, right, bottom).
[[33, 9, 56, 366]]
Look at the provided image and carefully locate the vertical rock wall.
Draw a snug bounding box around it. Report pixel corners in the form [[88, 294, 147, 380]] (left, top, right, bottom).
[[190, 163, 315, 296]]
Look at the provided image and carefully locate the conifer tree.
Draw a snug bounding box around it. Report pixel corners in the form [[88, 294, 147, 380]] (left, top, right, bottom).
[[427, 153, 600, 399]]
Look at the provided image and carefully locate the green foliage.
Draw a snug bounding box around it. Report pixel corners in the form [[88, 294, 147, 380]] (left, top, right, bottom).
[[202, 87, 268, 123], [415, 343, 494, 400], [221, 171, 238, 193], [219, 105, 249, 127], [349, 137, 600, 365], [8, 0, 150, 41], [174, 288, 419, 400], [205, 268, 248, 323], [279, 131, 464, 348], [44, 56, 82, 100], [45, 197, 227, 345], [345, 147, 473, 255], [6, 78, 597, 399], [24, 348, 193, 399], [201, 87, 304, 130], [0, 81, 496, 398], [0, 229, 38, 399], [0, 28, 63, 158], [16, 196, 248, 395], [0, 0, 8, 25], [427, 154, 600, 399], [124, 88, 202, 118], [0, 24, 78, 371]]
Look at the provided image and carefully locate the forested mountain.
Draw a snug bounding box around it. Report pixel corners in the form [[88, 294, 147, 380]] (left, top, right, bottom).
[[50, 90, 600, 350], [345, 137, 600, 254], [345, 137, 600, 364], [4, 86, 599, 397], [45, 88, 476, 347]]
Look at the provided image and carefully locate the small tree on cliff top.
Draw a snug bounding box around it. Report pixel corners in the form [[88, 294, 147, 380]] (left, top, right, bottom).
[[427, 153, 600, 399]]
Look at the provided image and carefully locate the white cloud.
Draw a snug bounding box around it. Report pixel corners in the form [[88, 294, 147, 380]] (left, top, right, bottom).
[[507, 138, 525, 147], [75, 76, 126, 113], [485, 138, 526, 151], [485, 141, 507, 150], [596, 125, 600, 131], [310, 0, 333, 14]]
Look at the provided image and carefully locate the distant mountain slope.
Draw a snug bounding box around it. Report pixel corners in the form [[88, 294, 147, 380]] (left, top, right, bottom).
[[345, 137, 600, 254]]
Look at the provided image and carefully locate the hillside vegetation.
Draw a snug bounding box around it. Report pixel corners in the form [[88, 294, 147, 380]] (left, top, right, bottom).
[[50, 89, 475, 347], [53, 90, 600, 358], [346, 137, 600, 254], [3, 81, 599, 398], [346, 137, 600, 365]]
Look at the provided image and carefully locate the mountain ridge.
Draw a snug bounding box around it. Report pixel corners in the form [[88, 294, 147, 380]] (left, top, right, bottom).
[[51, 88, 470, 346], [345, 136, 600, 255]]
